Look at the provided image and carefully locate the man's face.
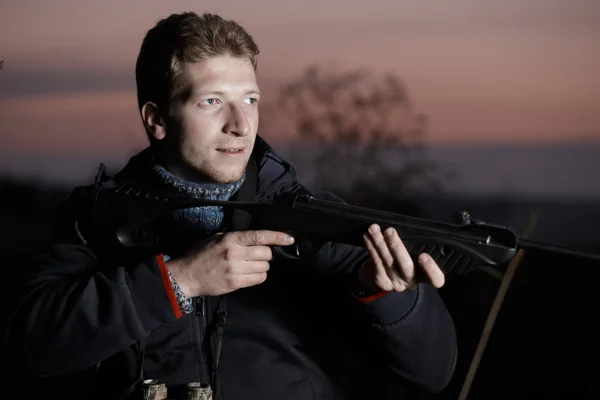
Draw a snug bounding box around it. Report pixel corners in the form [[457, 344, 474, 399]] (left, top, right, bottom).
[[165, 55, 260, 183]]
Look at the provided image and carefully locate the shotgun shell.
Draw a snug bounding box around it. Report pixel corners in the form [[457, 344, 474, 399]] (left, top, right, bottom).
[[185, 382, 212, 400], [141, 379, 168, 400]]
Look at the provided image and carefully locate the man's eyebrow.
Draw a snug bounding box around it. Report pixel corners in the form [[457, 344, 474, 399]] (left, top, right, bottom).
[[192, 89, 261, 97]]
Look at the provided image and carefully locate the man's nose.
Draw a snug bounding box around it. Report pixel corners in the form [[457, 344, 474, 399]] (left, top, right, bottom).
[[223, 104, 250, 137]]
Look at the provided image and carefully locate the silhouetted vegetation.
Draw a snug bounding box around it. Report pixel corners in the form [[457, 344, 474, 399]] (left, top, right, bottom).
[[262, 65, 450, 204]]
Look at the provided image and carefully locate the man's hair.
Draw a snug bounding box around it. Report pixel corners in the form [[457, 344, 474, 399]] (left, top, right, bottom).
[[135, 12, 259, 116]]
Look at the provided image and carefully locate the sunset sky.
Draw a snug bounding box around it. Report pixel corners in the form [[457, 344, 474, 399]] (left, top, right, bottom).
[[1, 0, 599, 194]]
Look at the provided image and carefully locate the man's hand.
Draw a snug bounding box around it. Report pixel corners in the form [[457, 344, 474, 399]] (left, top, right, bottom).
[[358, 224, 445, 293], [166, 230, 295, 297]]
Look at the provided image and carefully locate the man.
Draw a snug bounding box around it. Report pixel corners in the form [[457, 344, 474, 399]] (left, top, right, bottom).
[[6, 12, 457, 400]]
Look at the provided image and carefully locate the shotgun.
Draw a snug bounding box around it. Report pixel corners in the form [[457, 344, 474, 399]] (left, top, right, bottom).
[[88, 179, 600, 276]]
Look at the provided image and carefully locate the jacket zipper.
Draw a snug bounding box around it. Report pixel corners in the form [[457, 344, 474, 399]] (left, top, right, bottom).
[[195, 296, 210, 384]]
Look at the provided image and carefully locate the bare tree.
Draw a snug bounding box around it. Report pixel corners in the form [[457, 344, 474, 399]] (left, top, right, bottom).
[[263, 64, 446, 203]]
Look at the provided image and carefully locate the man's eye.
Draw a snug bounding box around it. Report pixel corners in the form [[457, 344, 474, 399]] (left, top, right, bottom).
[[201, 98, 219, 105], [244, 97, 258, 105]]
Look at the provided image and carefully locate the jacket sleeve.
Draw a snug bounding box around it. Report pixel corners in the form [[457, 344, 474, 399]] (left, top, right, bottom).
[[5, 189, 184, 376], [352, 284, 458, 394], [308, 190, 458, 394]]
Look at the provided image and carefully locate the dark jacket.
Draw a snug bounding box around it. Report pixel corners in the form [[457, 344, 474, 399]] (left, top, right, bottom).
[[7, 137, 457, 400]]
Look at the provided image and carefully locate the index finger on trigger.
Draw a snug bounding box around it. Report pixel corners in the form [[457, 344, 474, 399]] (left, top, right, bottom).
[[239, 230, 295, 247]]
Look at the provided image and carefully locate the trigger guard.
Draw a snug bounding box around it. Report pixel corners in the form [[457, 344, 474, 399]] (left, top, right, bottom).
[[271, 236, 325, 262], [272, 244, 301, 260]]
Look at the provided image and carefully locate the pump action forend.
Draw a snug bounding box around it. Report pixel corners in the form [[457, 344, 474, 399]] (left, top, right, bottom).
[[88, 179, 600, 276]]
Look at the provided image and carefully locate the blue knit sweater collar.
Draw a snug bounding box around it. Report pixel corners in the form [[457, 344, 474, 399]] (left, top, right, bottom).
[[151, 164, 244, 201], [150, 163, 245, 236]]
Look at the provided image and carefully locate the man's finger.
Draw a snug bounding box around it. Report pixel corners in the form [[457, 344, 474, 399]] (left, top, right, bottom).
[[240, 261, 271, 274], [417, 253, 445, 288], [234, 230, 295, 247], [235, 272, 268, 288], [370, 225, 413, 290], [368, 225, 395, 267], [244, 245, 274, 261], [383, 228, 415, 284], [363, 234, 394, 291]]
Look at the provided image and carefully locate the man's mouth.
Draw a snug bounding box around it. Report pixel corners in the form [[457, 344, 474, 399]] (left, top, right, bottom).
[[217, 147, 245, 154]]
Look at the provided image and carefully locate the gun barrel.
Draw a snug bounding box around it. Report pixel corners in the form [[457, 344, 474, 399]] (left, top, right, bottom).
[[518, 238, 600, 262], [290, 195, 515, 247]]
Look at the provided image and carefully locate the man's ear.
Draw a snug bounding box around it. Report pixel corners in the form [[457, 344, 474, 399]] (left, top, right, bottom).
[[141, 102, 167, 141]]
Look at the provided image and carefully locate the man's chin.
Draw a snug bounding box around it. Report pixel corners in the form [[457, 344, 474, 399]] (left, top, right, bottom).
[[180, 156, 249, 184], [212, 176, 244, 184], [206, 167, 246, 184]]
